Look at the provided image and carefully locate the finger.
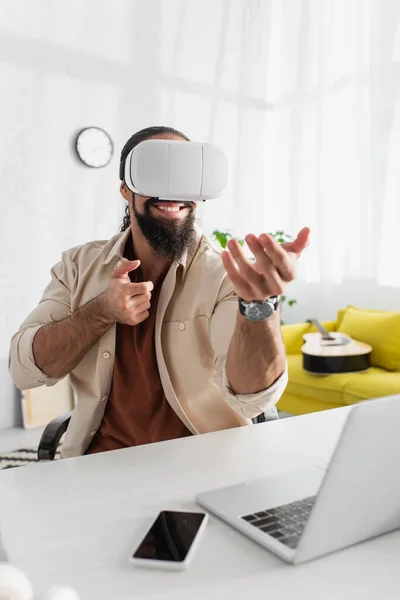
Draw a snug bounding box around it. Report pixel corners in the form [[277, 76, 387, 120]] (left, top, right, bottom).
[[129, 296, 151, 312], [134, 309, 150, 325], [293, 227, 311, 251], [226, 239, 266, 290], [259, 268, 285, 296], [281, 227, 310, 255], [221, 251, 255, 300], [112, 259, 141, 279], [245, 234, 273, 270], [124, 281, 154, 296], [258, 234, 296, 281]]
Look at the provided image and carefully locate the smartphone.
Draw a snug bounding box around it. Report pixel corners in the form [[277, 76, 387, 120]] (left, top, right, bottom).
[[129, 510, 208, 570]]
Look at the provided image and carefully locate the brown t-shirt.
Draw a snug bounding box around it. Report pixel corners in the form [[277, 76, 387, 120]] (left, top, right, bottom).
[[86, 240, 191, 454]]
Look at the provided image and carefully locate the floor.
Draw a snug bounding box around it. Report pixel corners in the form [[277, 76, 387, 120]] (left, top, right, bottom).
[[0, 426, 45, 453]]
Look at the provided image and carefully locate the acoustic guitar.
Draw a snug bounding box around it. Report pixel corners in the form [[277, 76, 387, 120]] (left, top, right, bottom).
[[302, 319, 372, 375]]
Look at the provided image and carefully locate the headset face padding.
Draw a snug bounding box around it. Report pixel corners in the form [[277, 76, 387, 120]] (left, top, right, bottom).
[[124, 139, 228, 201]]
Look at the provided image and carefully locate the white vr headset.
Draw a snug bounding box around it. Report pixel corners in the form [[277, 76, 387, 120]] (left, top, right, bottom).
[[124, 139, 228, 202]]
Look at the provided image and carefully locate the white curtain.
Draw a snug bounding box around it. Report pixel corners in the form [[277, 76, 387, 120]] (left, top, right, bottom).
[[160, 0, 400, 287]]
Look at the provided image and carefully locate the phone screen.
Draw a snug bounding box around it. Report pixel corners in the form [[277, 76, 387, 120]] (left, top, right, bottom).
[[133, 511, 206, 563]]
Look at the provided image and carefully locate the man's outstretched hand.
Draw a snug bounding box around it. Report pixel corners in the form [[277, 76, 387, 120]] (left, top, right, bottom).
[[221, 227, 310, 301]]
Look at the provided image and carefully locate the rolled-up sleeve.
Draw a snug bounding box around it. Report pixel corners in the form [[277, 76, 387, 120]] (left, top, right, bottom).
[[9, 252, 74, 390], [210, 277, 288, 419]]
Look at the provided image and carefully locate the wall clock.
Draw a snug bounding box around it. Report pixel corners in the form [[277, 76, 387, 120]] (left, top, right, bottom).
[[75, 127, 113, 168]]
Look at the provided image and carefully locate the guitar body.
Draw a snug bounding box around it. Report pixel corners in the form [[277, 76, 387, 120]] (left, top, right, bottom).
[[302, 330, 372, 375]]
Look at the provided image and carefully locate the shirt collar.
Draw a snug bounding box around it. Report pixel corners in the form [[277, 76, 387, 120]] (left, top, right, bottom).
[[111, 223, 202, 282]]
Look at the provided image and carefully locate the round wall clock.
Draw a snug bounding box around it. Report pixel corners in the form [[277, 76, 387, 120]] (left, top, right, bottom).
[[75, 127, 113, 168]]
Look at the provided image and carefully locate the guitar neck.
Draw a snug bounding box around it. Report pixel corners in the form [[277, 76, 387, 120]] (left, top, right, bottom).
[[306, 319, 335, 340]]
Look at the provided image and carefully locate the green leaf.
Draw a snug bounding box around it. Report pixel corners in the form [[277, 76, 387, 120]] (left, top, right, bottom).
[[213, 230, 245, 249], [268, 230, 293, 244], [212, 230, 228, 248]]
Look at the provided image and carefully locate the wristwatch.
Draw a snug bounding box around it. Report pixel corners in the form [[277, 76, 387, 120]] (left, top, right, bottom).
[[238, 296, 280, 322]]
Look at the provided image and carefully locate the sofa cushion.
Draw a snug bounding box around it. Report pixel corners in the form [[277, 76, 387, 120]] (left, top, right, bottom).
[[338, 306, 400, 371], [277, 392, 344, 414], [287, 355, 400, 409], [336, 307, 348, 328], [344, 368, 400, 405], [286, 355, 353, 407]]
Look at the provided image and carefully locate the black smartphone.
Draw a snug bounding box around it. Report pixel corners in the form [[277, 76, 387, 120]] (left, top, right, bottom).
[[130, 510, 208, 570]]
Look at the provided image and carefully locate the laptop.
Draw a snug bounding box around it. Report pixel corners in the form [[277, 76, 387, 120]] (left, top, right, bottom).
[[196, 394, 400, 564]]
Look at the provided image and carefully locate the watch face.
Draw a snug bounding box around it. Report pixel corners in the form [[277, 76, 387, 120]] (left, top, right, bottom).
[[75, 127, 113, 168], [248, 302, 274, 321], [240, 298, 276, 321]]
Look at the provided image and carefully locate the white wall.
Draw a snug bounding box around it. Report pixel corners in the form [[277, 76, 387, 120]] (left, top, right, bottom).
[[0, 0, 274, 427], [282, 279, 400, 326], [0, 0, 158, 426]]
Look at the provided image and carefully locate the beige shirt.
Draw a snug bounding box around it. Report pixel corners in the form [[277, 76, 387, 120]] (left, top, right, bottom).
[[9, 226, 288, 458]]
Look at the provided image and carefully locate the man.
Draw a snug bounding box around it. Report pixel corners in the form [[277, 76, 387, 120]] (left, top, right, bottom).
[[9, 126, 310, 458]]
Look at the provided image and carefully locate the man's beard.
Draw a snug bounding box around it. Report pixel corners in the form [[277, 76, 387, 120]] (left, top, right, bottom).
[[132, 196, 197, 261]]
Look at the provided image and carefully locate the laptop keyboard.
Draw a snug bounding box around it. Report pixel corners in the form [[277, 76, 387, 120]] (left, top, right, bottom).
[[241, 495, 317, 550]]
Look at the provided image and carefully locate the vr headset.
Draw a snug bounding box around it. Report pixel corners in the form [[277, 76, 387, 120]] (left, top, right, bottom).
[[123, 139, 228, 202]]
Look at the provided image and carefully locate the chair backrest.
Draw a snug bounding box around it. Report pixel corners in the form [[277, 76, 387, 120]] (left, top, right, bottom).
[[252, 406, 279, 424], [37, 411, 73, 461]]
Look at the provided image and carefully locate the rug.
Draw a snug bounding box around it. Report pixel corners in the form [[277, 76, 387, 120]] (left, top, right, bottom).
[[0, 447, 60, 470]]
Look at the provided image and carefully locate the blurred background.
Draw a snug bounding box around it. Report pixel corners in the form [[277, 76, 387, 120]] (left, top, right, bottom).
[[1, 0, 400, 431]]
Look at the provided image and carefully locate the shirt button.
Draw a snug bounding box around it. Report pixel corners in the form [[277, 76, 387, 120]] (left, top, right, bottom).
[[90, 430, 96, 437], [179, 322, 185, 331], [102, 351, 111, 359]]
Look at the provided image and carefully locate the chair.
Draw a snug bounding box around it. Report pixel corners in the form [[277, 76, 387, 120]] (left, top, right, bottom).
[[37, 411, 72, 461], [37, 409, 277, 461]]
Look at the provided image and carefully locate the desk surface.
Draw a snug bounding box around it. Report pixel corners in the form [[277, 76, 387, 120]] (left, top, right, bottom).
[[1, 407, 399, 599]]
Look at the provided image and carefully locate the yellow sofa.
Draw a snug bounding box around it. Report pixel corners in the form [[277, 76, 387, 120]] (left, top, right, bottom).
[[277, 306, 400, 415]]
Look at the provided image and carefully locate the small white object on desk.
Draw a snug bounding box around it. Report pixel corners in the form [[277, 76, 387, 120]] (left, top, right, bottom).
[[0, 563, 33, 600], [0, 563, 79, 600]]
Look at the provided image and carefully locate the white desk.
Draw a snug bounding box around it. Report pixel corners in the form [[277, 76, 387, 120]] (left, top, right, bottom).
[[1, 407, 399, 599]]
